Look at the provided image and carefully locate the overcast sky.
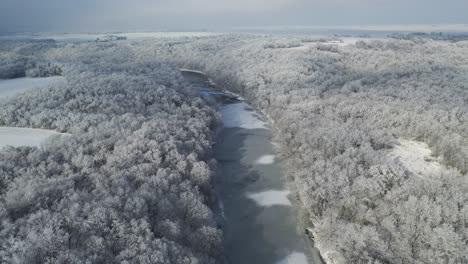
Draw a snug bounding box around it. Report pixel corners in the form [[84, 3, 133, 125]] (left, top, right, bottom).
[[1, 0, 467, 33]]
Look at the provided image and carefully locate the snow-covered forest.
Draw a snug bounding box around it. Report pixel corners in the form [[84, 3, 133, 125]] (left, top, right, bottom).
[[0, 40, 222, 263], [1, 35, 467, 263], [131, 35, 468, 263]]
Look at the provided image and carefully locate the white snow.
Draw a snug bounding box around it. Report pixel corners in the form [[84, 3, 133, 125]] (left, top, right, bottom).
[[181, 69, 263, 129], [208, 78, 217, 86], [180, 68, 206, 75], [180, 68, 217, 86], [0, 127, 69, 148], [276, 252, 308, 264], [246, 190, 291, 207], [320, 250, 346, 264], [0, 77, 65, 99], [220, 102, 267, 129], [289, 40, 345, 50], [287, 37, 380, 50], [389, 138, 450, 178], [255, 155, 275, 164]]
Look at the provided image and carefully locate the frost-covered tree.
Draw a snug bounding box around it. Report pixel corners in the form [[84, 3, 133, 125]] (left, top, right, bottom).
[[1, 35, 467, 264], [130, 35, 468, 263], [0, 40, 222, 263]]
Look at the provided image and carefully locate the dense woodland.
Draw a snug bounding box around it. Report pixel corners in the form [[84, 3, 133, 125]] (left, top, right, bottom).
[[0, 35, 467, 263], [130, 35, 468, 263], [0, 40, 222, 263]]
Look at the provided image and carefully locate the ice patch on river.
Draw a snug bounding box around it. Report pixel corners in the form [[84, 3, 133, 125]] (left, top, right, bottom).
[[220, 102, 267, 129], [246, 190, 291, 207], [180, 68, 205, 75], [276, 252, 308, 264], [256, 155, 275, 164]]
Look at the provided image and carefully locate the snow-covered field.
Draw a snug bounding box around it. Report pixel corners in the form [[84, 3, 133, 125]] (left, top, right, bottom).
[[220, 102, 267, 129], [0, 78, 68, 148], [287, 37, 381, 50], [0, 127, 69, 148], [246, 190, 291, 207], [389, 139, 451, 178], [0, 77, 65, 99]]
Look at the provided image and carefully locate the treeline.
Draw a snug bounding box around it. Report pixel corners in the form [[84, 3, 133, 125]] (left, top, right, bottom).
[[131, 35, 468, 263], [389, 32, 468, 41], [0, 39, 62, 79], [0, 41, 222, 263]]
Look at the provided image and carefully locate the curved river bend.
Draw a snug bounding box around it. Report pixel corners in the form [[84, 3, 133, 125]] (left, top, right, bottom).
[[182, 71, 321, 264]]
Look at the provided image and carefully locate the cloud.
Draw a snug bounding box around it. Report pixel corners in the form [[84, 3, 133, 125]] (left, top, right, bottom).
[[106, 0, 303, 16], [1, 0, 468, 33], [178, 0, 300, 13]]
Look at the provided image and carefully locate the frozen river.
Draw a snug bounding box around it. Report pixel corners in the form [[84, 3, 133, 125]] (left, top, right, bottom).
[[182, 70, 322, 264]]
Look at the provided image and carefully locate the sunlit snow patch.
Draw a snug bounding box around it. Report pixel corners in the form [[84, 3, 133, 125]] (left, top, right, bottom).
[[256, 155, 275, 164], [275, 252, 308, 264], [0, 77, 65, 99], [246, 190, 291, 207], [0, 127, 69, 148], [220, 102, 267, 129], [389, 138, 450, 178]]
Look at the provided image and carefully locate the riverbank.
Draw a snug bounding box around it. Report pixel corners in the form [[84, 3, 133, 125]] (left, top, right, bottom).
[[182, 69, 321, 264]]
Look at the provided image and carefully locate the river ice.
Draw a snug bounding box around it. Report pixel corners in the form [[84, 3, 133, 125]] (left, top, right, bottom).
[[220, 102, 268, 129], [246, 190, 292, 207], [276, 252, 309, 264], [256, 155, 275, 164]]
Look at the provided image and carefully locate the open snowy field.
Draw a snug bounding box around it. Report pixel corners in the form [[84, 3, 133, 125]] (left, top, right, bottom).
[[0, 127, 69, 148], [389, 139, 453, 179], [262, 36, 384, 51], [0, 77, 65, 99], [286, 39, 351, 50]]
